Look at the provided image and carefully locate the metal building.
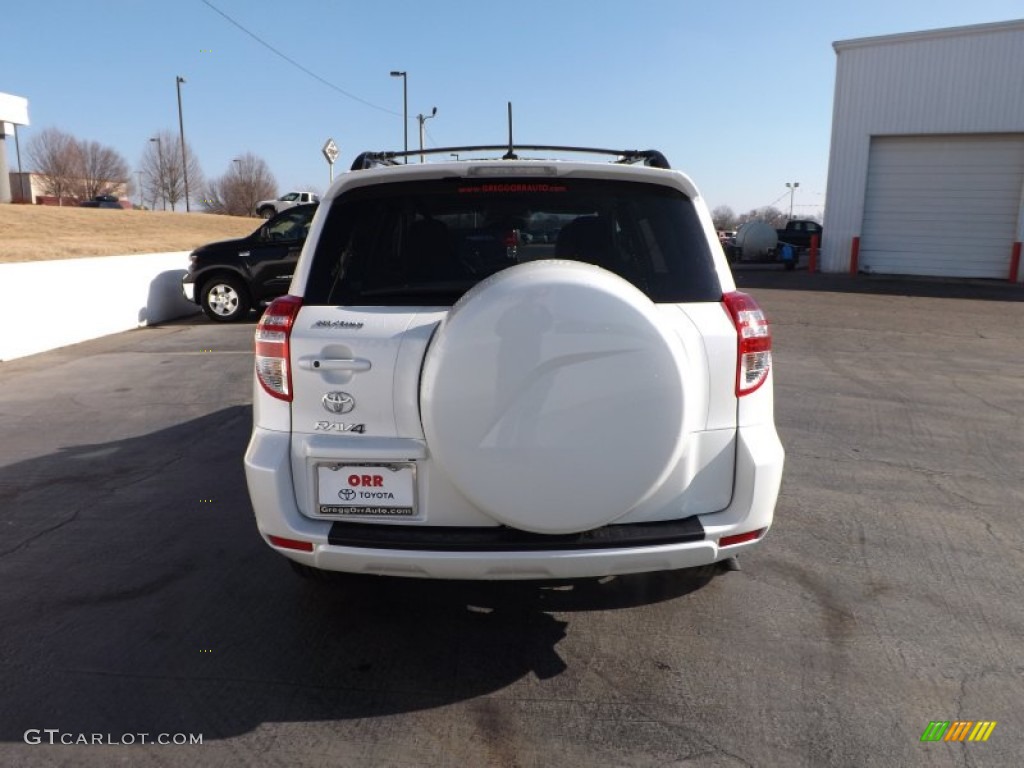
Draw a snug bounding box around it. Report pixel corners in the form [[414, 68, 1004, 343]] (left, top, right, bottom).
[[821, 20, 1024, 281]]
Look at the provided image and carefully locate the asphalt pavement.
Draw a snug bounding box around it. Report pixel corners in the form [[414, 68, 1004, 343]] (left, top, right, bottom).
[[1, 277, 1022, 767]]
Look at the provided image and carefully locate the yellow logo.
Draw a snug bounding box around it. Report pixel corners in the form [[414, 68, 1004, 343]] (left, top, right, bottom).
[[920, 721, 996, 742]]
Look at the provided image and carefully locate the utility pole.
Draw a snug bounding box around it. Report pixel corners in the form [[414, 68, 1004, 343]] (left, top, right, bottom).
[[417, 107, 437, 163], [785, 182, 800, 219], [176, 76, 190, 212], [13, 124, 27, 203]]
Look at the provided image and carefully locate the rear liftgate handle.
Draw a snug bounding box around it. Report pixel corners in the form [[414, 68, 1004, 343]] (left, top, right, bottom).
[[297, 357, 372, 373]]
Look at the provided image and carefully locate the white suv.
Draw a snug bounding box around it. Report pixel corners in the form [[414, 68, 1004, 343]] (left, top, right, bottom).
[[244, 145, 784, 580]]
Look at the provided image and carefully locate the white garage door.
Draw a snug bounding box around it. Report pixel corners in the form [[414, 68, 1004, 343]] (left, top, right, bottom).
[[861, 135, 1024, 278]]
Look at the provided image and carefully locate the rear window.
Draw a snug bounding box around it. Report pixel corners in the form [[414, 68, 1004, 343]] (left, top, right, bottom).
[[305, 177, 720, 305]]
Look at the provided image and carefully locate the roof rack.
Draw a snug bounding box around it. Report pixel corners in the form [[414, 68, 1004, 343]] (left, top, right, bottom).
[[349, 145, 671, 172]]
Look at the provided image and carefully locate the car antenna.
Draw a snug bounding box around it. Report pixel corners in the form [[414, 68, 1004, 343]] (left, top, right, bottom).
[[502, 102, 518, 160]]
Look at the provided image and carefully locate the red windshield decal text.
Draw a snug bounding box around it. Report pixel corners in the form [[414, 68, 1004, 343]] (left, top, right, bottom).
[[458, 183, 568, 194]]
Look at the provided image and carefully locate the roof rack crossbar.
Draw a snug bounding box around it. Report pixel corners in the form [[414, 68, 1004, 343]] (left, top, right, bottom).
[[350, 145, 670, 171]]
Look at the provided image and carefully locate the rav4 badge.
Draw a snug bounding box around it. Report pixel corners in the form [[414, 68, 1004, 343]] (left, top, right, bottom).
[[314, 421, 366, 434]]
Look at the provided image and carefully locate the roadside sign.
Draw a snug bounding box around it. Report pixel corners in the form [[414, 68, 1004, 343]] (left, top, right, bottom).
[[322, 138, 339, 165], [322, 138, 340, 184]]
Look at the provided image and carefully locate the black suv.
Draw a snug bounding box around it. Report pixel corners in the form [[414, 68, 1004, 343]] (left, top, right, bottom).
[[182, 203, 318, 322], [79, 195, 124, 209]]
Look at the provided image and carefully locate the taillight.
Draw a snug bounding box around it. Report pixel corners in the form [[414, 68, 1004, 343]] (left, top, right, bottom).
[[255, 295, 302, 401], [720, 528, 767, 547], [267, 534, 314, 552], [722, 291, 772, 397]]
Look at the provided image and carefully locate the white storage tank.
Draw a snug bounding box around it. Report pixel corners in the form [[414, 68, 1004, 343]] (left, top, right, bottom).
[[733, 221, 778, 261]]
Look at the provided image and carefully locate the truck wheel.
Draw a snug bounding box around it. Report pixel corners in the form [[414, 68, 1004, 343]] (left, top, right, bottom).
[[420, 261, 693, 535], [200, 275, 251, 322], [259, 207, 275, 219]]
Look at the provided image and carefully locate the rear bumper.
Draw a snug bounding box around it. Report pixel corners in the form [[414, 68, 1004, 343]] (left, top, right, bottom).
[[244, 423, 784, 580]]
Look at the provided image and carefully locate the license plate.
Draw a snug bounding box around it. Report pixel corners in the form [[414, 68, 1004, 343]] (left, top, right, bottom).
[[316, 463, 415, 517]]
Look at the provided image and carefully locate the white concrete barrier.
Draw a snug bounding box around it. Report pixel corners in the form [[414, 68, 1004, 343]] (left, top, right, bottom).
[[0, 251, 199, 361]]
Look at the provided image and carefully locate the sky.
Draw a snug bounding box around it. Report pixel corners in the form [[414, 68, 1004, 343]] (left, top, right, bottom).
[[3, 0, 1022, 218]]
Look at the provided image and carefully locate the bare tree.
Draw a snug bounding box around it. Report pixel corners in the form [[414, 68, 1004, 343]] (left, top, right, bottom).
[[140, 130, 204, 211], [202, 153, 277, 217], [736, 206, 788, 229], [75, 140, 129, 200], [26, 127, 81, 205], [711, 205, 737, 231]]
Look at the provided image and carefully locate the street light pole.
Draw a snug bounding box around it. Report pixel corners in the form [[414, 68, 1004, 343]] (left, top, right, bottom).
[[417, 107, 437, 163], [231, 158, 243, 215], [785, 182, 800, 219], [176, 76, 190, 212], [149, 136, 165, 210], [389, 71, 408, 163]]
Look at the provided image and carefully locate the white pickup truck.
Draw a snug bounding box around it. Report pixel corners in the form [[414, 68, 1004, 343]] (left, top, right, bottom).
[[256, 191, 320, 219]]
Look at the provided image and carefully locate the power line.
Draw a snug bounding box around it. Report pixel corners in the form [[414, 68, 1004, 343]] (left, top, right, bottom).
[[201, 0, 402, 118]]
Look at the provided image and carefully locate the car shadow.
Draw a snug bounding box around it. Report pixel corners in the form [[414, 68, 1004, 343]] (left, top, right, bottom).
[[138, 269, 204, 326], [160, 310, 261, 327], [0, 406, 719, 742], [734, 269, 1024, 302]]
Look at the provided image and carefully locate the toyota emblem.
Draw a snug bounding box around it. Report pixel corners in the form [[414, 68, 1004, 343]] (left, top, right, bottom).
[[338, 488, 356, 501], [322, 392, 355, 414]]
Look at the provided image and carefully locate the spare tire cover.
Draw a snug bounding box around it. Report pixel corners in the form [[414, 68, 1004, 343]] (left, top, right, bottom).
[[421, 261, 690, 534]]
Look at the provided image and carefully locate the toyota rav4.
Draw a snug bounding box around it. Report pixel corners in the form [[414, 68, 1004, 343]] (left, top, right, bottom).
[[244, 145, 784, 580]]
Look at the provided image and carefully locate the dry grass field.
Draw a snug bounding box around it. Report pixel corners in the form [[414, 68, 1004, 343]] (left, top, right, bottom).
[[0, 205, 260, 263]]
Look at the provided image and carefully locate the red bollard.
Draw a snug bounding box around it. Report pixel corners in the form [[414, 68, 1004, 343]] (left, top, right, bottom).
[[1010, 242, 1021, 283], [808, 234, 819, 273], [850, 236, 860, 275]]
